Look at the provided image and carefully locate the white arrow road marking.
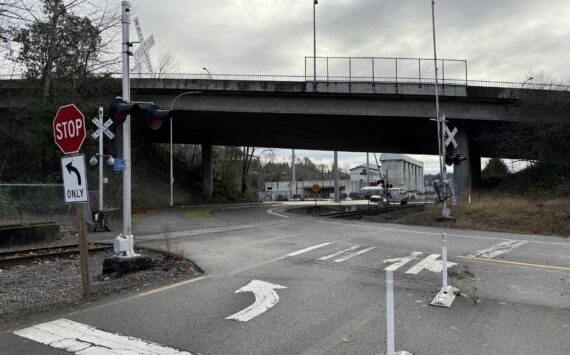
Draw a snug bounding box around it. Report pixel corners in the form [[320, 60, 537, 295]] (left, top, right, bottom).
[[286, 242, 331, 257], [226, 280, 287, 322], [14, 318, 193, 354], [383, 251, 423, 271], [333, 246, 376, 263], [467, 240, 528, 259], [318, 245, 360, 260], [405, 254, 457, 274]]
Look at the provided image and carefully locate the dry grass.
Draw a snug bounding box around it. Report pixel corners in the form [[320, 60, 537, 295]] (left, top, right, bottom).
[[399, 194, 570, 238]]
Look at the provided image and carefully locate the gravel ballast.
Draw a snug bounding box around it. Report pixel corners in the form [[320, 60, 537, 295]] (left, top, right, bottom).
[[0, 248, 202, 326]]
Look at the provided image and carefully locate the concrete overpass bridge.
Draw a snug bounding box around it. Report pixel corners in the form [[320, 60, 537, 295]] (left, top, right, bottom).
[[127, 73, 569, 196], [2, 70, 568, 197]]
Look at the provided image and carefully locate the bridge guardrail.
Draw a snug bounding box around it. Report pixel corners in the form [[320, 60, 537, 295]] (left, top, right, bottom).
[[1, 73, 569, 91]]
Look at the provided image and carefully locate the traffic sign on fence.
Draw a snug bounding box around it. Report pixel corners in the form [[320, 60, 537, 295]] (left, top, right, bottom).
[[61, 155, 88, 203], [312, 184, 320, 193], [53, 104, 86, 154]]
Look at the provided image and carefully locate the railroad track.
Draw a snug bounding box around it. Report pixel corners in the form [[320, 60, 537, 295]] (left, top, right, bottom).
[[326, 204, 422, 219], [0, 243, 112, 267]]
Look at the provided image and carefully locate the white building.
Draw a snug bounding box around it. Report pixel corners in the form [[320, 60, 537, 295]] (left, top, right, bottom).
[[379, 153, 424, 192], [349, 164, 381, 182]]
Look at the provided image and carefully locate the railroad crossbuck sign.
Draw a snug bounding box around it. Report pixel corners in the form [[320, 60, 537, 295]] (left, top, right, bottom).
[[91, 117, 114, 140], [53, 104, 86, 154], [61, 155, 88, 203], [445, 126, 458, 148]]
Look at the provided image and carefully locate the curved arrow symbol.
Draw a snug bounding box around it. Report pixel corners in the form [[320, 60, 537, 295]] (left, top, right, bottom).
[[226, 280, 286, 322], [65, 162, 82, 185]]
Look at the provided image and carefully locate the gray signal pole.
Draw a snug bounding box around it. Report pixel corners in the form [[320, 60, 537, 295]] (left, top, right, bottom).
[[120, 1, 134, 255], [292, 149, 296, 199], [333, 151, 339, 202]]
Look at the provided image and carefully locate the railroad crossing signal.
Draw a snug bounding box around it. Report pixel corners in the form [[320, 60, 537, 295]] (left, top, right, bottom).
[[312, 184, 320, 193], [132, 17, 154, 74], [91, 117, 115, 140], [53, 104, 86, 155], [445, 126, 458, 148]]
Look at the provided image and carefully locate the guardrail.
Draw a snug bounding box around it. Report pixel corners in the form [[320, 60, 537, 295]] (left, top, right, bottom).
[[1, 73, 569, 91]]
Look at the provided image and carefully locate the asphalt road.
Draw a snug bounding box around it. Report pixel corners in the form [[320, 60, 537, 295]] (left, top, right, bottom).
[[2, 203, 569, 354]]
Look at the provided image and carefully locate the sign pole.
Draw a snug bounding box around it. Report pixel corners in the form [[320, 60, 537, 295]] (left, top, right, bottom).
[[75, 203, 90, 297], [98, 107, 104, 216]]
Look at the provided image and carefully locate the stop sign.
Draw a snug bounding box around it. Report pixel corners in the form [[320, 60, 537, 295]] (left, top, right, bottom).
[[53, 104, 86, 154]]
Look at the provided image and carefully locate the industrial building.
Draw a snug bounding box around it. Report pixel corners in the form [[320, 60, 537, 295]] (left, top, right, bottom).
[[262, 153, 425, 200]]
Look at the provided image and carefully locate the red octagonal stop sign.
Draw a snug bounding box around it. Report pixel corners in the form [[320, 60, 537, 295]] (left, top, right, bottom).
[[53, 104, 86, 154]]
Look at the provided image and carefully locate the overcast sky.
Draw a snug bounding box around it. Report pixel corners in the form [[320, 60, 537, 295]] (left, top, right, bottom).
[[132, 0, 570, 173]]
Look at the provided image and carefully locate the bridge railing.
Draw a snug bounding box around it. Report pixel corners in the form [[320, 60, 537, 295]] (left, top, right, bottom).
[[1, 73, 569, 91]]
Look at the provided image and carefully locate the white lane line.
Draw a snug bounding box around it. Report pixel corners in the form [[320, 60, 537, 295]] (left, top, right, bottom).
[[405, 254, 457, 274], [318, 245, 360, 260], [467, 240, 528, 259], [383, 251, 423, 271], [14, 318, 193, 354], [333, 247, 376, 263], [267, 208, 288, 218], [319, 220, 570, 247], [226, 280, 286, 322], [286, 242, 331, 257]]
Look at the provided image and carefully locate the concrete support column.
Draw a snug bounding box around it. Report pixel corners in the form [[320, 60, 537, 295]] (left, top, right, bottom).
[[470, 156, 481, 190], [202, 143, 213, 197], [454, 129, 470, 197]]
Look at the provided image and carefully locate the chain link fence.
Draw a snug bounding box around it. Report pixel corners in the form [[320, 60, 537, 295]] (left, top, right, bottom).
[[0, 183, 96, 231]]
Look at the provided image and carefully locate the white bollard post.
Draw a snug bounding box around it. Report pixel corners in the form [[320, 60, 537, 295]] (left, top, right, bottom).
[[442, 232, 448, 292], [386, 270, 395, 355]]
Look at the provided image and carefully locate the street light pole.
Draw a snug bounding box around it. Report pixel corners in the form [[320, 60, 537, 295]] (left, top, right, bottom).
[[202, 67, 213, 79], [430, 0, 449, 219], [313, 0, 318, 83], [522, 76, 534, 88], [168, 92, 201, 207]]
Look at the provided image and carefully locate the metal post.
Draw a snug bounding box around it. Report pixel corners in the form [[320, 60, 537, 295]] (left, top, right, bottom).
[[304, 56, 307, 81], [386, 270, 395, 355], [333, 151, 339, 202], [170, 109, 173, 207], [120, 0, 134, 256], [366, 152, 370, 185], [441, 59, 445, 87], [418, 58, 422, 87], [348, 57, 352, 83], [464, 60, 468, 85], [431, 0, 449, 219], [395, 58, 398, 84], [371, 58, 375, 83], [313, 0, 317, 83], [442, 233, 448, 292], [292, 149, 296, 199], [97, 107, 104, 213]]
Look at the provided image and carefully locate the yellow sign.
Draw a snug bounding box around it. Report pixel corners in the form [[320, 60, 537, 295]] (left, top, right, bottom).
[[312, 184, 320, 193]]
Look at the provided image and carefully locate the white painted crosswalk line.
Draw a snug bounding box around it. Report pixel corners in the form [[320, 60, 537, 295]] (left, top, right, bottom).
[[333, 247, 376, 263], [383, 252, 423, 271], [405, 254, 457, 274], [318, 245, 360, 260], [14, 318, 193, 354], [467, 240, 528, 259], [285, 242, 331, 257]]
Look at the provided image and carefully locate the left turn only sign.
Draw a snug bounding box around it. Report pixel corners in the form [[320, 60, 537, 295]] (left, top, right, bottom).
[[61, 155, 88, 203]]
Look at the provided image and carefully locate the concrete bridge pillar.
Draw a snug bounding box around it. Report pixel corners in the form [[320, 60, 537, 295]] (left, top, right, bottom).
[[453, 129, 481, 197], [202, 143, 213, 197]]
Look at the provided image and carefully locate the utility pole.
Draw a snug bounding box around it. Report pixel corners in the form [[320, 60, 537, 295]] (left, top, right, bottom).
[[431, 0, 450, 219], [292, 149, 296, 199], [333, 151, 339, 202], [313, 0, 318, 84]]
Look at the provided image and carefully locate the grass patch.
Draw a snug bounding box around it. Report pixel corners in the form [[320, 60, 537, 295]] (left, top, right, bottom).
[[399, 193, 570, 238], [183, 208, 214, 219]]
